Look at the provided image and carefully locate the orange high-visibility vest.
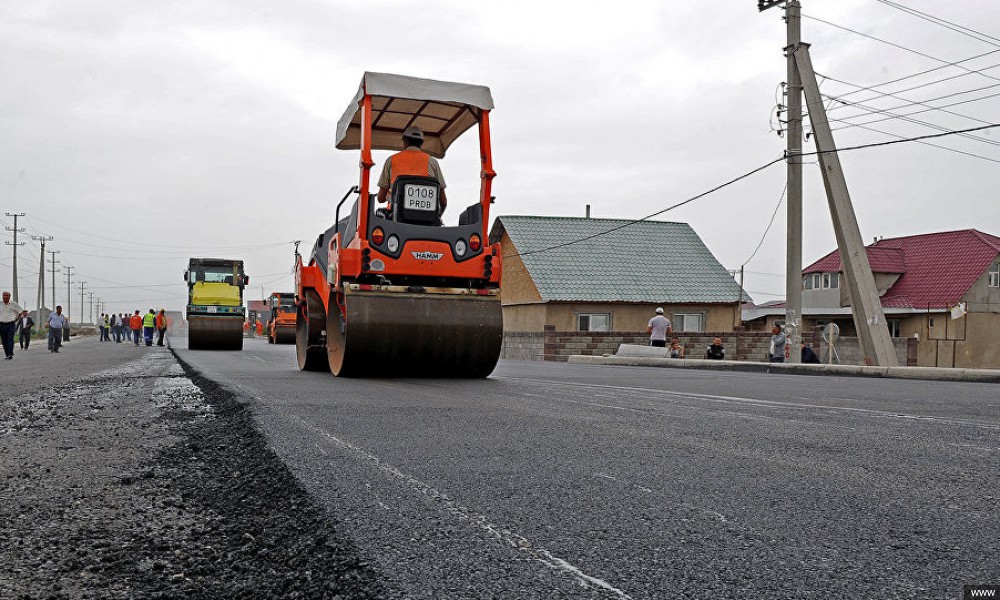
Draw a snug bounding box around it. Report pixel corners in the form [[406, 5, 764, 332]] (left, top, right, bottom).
[[389, 149, 431, 184]]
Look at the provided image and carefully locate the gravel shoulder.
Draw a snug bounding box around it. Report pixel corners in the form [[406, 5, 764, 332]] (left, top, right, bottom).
[[0, 345, 383, 599]]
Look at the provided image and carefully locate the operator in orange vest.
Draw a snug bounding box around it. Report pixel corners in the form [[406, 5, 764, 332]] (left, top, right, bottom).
[[376, 125, 447, 215]]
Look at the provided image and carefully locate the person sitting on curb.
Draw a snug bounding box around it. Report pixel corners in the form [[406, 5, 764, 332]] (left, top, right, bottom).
[[801, 342, 821, 364], [669, 337, 685, 359], [706, 337, 725, 360]]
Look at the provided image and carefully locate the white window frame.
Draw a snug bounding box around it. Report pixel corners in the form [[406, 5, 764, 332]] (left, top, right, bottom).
[[577, 313, 611, 332], [821, 272, 840, 289], [990, 263, 1000, 288], [674, 313, 704, 333]]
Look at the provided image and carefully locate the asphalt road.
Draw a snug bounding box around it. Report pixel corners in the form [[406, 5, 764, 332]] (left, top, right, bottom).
[[173, 336, 1000, 600]]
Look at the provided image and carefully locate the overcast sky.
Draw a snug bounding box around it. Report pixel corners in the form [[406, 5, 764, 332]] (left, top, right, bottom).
[[2, 0, 999, 318]]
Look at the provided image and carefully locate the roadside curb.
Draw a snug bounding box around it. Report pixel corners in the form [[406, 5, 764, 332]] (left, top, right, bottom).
[[566, 355, 1000, 383]]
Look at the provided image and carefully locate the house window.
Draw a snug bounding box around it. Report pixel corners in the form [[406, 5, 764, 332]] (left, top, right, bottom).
[[804, 275, 813, 290], [822, 272, 839, 289], [887, 319, 900, 337], [674, 313, 704, 333], [577, 313, 610, 332], [990, 263, 1000, 287]]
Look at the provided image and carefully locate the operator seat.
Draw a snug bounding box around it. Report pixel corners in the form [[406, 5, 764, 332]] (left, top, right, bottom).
[[391, 175, 443, 226]]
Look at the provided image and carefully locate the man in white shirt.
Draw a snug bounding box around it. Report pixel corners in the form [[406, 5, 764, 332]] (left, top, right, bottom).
[[0, 291, 24, 360], [646, 307, 673, 348]]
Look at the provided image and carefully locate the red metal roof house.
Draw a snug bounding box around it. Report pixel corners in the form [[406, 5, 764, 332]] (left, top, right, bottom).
[[744, 229, 1000, 368]]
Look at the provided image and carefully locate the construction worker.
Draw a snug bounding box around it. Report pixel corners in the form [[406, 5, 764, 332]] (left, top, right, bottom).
[[129, 310, 143, 346], [155, 309, 168, 346], [255, 320, 264, 336], [142, 309, 156, 347], [376, 125, 447, 216]]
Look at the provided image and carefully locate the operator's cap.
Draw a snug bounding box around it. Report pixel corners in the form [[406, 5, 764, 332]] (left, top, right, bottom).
[[402, 125, 424, 141], [655, 307, 664, 314]]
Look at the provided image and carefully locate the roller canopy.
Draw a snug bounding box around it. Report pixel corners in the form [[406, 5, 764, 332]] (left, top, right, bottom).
[[335, 72, 494, 159]]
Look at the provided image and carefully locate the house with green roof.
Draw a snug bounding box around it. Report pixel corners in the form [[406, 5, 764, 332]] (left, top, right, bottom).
[[490, 216, 750, 339]]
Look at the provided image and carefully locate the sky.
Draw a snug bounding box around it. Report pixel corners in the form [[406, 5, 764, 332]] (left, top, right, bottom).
[[2, 0, 999, 319]]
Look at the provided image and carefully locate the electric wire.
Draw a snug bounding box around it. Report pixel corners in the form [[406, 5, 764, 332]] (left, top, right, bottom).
[[819, 93, 1000, 149], [510, 122, 1000, 259], [802, 13, 1000, 86], [873, 0, 1000, 48], [507, 156, 787, 259], [741, 184, 787, 267]]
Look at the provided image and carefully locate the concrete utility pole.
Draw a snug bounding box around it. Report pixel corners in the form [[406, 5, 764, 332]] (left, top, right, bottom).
[[792, 44, 898, 366], [5, 212, 25, 302], [79, 281, 86, 324], [760, 0, 803, 363], [88, 292, 94, 324], [48, 250, 60, 314], [63, 265, 74, 325], [31, 235, 53, 323]]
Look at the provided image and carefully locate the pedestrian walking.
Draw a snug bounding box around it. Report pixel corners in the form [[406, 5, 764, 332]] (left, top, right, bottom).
[[646, 307, 672, 348], [102, 314, 111, 342], [130, 310, 143, 346], [47, 305, 67, 353], [110, 313, 121, 343], [15, 310, 35, 350], [142, 309, 156, 347], [123, 313, 132, 342], [155, 309, 168, 347], [0, 291, 24, 360]]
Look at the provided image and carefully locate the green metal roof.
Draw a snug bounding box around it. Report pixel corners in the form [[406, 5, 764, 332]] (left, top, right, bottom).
[[491, 215, 750, 304]]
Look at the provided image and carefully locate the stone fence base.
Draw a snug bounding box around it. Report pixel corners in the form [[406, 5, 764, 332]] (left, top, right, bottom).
[[501, 327, 916, 366]]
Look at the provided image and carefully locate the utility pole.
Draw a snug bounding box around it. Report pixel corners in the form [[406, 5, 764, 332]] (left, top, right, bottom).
[[31, 235, 53, 323], [88, 292, 94, 324], [5, 212, 25, 302], [793, 44, 897, 366], [79, 281, 86, 325], [48, 250, 60, 314], [63, 265, 74, 327], [760, 0, 802, 363]]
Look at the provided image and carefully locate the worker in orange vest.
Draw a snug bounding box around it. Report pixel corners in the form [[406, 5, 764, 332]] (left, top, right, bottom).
[[155, 309, 168, 347], [255, 320, 263, 336], [129, 310, 143, 347], [376, 126, 447, 216]]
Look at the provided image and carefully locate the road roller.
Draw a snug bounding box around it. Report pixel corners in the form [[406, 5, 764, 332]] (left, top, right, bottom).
[[295, 72, 502, 377], [266, 292, 297, 344], [184, 257, 249, 350]]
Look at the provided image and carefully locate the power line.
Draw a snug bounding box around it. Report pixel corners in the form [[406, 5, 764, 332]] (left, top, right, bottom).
[[819, 72, 1000, 129], [873, 0, 1000, 48], [508, 156, 787, 259], [819, 92, 1000, 149], [741, 184, 787, 267], [510, 122, 1000, 260], [803, 121, 1000, 164]]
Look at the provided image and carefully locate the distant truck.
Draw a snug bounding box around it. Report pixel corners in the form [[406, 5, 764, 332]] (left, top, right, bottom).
[[184, 258, 249, 350], [266, 292, 296, 344]]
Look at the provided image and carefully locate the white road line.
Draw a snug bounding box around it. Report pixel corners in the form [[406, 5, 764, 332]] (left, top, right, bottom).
[[249, 355, 266, 364], [288, 414, 633, 599], [497, 377, 1000, 430]]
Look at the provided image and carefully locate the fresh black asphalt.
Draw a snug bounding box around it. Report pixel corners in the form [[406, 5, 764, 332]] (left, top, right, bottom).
[[173, 336, 1000, 599]]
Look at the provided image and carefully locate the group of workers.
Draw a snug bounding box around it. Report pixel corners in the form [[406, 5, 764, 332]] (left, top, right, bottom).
[[97, 309, 169, 347]]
